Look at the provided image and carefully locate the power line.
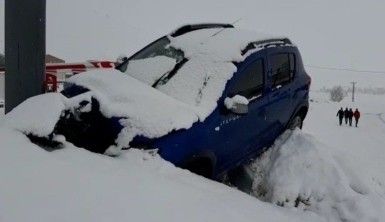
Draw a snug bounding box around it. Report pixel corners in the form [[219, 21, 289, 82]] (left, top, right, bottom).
[[305, 65, 385, 74]]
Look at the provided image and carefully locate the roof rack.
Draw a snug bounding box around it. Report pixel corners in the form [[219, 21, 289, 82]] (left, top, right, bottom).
[[171, 23, 234, 37], [241, 38, 292, 55]]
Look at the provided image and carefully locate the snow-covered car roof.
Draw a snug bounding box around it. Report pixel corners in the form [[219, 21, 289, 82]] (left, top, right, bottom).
[[125, 26, 287, 118]]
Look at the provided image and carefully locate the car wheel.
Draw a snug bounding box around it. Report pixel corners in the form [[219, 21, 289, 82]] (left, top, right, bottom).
[[54, 97, 124, 154], [183, 158, 213, 178], [288, 115, 303, 130]]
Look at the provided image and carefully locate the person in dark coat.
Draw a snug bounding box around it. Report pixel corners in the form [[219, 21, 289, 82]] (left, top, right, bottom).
[[344, 107, 349, 125], [336, 107, 344, 126], [348, 108, 354, 126], [353, 108, 361, 127]]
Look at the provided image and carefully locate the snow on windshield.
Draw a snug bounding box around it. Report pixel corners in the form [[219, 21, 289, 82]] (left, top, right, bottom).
[[126, 28, 280, 119], [125, 56, 176, 85]]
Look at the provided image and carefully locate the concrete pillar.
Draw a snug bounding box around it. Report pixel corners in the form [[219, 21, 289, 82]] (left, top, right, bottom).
[[5, 0, 46, 113]]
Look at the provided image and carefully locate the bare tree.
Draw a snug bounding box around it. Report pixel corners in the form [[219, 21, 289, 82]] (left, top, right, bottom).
[[330, 85, 345, 102]]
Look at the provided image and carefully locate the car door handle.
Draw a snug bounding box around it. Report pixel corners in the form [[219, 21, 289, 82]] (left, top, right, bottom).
[[275, 84, 282, 89]]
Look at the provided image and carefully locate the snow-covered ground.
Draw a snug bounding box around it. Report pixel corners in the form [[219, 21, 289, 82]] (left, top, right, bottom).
[[250, 92, 385, 221], [0, 127, 325, 222], [1, 68, 385, 221]]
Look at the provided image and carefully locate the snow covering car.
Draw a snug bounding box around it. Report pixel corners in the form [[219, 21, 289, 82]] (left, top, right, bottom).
[[6, 24, 310, 179]]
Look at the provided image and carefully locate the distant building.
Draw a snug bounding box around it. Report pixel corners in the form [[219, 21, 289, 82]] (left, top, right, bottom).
[[45, 54, 65, 64]]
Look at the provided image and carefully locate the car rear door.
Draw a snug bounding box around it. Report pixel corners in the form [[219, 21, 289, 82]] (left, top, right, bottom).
[[266, 48, 296, 139]]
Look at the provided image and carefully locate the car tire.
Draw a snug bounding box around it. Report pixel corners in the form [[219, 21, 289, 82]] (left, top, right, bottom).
[[183, 158, 213, 179], [288, 115, 303, 130], [54, 97, 124, 154]]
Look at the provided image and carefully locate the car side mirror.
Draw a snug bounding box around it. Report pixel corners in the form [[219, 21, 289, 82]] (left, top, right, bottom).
[[115, 54, 129, 72], [224, 95, 249, 114]]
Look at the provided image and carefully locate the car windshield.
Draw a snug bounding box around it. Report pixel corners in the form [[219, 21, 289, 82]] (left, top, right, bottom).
[[129, 36, 184, 63]]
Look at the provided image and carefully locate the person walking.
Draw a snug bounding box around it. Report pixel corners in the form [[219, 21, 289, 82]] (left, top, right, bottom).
[[348, 108, 353, 126], [353, 108, 361, 127], [344, 107, 349, 125], [336, 107, 344, 126]]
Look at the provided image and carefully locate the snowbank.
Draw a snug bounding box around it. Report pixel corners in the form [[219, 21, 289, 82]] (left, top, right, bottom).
[[250, 130, 385, 222], [2, 93, 65, 137], [0, 127, 322, 222]]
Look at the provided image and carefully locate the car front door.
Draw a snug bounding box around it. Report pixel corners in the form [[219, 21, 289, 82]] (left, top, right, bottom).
[[211, 55, 271, 171]]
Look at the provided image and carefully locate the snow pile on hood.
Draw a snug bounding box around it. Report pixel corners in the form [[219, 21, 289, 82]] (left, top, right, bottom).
[[3, 70, 200, 153], [67, 70, 199, 153], [2, 93, 66, 137], [127, 28, 282, 119], [250, 130, 385, 222]]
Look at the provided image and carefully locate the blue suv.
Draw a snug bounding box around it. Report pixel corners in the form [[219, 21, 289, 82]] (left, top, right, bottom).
[[48, 24, 311, 179]]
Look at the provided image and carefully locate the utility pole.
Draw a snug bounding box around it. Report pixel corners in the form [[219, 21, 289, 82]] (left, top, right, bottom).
[[351, 81, 356, 102], [5, 0, 46, 113]]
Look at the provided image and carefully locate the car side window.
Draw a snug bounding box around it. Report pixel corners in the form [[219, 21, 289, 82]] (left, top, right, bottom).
[[229, 59, 264, 99], [270, 53, 295, 88]]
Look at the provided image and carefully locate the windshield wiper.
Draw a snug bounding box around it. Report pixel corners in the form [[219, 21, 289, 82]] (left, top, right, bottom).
[[152, 58, 188, 88]]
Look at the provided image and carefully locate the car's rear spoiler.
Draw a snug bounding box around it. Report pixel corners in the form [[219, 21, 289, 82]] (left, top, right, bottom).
[[241, 38, 292, 55]]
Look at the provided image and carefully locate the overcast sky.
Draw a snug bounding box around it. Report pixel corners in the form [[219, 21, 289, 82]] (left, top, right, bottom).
[[1, 0, 385, 72]]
